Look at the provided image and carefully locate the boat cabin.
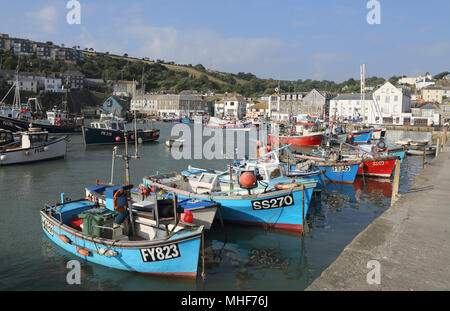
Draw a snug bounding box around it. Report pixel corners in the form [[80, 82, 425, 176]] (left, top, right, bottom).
[[90, 119, 125, 131], [20, 128, 49, 148], [46, 110, 70, 125], [0, 130, 14, 147]]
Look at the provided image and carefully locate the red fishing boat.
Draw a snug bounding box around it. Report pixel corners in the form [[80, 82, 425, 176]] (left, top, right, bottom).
[[357, 155, 397, 178], [269, 133, 323, 147]]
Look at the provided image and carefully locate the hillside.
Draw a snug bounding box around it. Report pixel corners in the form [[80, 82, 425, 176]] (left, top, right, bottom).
[[0, 47, 401, 98]]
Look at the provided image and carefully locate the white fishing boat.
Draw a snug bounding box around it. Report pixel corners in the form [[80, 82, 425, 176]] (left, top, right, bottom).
[[0, 127, 67, 166], [165, 138, 184, 148]]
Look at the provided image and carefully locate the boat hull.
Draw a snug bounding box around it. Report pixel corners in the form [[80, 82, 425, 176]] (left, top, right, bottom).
[[357, 158, 397, 178], [188, 188, 313, 232], [352, 130, 372, 143], [0, 137, 67, 166], [40, 211, 201, 278], [82, 126, 160, 145], [0, 115, 81, 133], [314, 163, 360, 184], [269, 134, 323, 147]]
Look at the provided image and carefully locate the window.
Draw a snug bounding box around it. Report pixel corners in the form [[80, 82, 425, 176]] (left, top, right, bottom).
[[394, 96, 398, 102], [385, 96, 390, 103]]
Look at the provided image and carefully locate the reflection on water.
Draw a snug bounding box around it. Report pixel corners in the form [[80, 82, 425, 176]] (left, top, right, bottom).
[[0, 127, 434, 290]]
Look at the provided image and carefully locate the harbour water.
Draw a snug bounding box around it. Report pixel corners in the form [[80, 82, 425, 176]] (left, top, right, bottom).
[[0, 123, 432, 290]]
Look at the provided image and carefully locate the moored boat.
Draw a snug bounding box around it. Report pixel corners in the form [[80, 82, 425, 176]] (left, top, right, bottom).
[[0, 127, 67, 166], [40, 191, 204, 278], [143, 167, 317, 233], [82, 119, 160, 146]]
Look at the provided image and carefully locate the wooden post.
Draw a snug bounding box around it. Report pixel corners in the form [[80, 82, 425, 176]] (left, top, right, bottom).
[[391, 160, 401, 206], [422, 147, 426, 169], [436, 137, 440, 156], [301, 183, 309, 235]]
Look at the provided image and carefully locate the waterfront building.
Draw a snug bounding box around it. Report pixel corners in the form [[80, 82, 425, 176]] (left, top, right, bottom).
[[113, 80, 137, 97], [302, 89, 335, 120], [329, 94, 375, 123], [422, 86, 450, 104], [246, 101, 268, 119], [157, 93, 214, 117], [373, 82, 411, 125], [102, 95, 129, 117], [440, 98, 450, 125], [130, 94, 159, 115], [409, 102, 440, 126]]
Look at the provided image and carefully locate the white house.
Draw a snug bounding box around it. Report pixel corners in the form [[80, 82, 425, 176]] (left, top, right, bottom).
[[329, 94, 376, 123], [398, 73, 433, 86], [329, 82, 411, 125], [130, 94, 159, 115], [373, 82, 411, 125], [9, 77, 37, 93], [220, 96, 247, 119], [44, 78, 65, 93]]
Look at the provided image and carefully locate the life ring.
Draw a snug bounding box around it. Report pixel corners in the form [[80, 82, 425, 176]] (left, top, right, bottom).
[[113, 188, 128, 212], [275, 181, 302, 190]]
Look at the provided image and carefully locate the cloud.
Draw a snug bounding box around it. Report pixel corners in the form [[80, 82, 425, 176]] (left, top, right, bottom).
[[26, 6, 59, 33], [120, 24, 294, 78]]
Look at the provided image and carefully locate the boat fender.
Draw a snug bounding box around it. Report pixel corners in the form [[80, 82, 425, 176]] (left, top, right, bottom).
[[113, 188, 128, 212], [43, 146, 48, 151], [77, 248, 90, 257], [59, 234, 71, 244], [99, 248, 118, 257], [275, 181, 302, 190], [0, 155, 6, 161], [181, 210, 194, 223], [25, 151, 30, 156]]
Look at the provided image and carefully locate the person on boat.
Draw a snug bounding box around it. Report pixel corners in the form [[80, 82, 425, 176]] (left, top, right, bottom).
[[113, 187, 129, 228]]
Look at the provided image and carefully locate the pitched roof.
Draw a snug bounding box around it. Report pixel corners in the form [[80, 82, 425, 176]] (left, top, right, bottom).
[[332, 93, 373, 101]]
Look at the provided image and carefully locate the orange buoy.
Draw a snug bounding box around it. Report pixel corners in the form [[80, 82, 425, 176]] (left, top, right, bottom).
[[77, 248, 90, 257], [265, 145, 271, 153], [115, 136, 121, 142], [181, 210, 194, 223], [59, 234, 71, 244], [239, 172, 256, 188]]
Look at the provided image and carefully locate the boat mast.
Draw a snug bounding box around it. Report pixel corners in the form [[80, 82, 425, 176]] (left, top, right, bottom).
[[360, 64, 366, 124], [12, 64, 20, 110]]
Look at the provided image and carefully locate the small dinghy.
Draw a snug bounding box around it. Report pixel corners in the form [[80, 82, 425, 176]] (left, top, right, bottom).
[[165, 138, 184, 148], [0, 127, 67, 166], [406, 146, 436, 156]]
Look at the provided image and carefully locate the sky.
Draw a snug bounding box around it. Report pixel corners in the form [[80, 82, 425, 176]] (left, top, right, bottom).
[[0, 0, 449, 82]]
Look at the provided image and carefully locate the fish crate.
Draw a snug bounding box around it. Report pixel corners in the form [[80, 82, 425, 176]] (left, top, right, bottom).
[[78, 208, 118, 239]]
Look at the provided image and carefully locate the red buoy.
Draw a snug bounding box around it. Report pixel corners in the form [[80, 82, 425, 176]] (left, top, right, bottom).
[[143, 188, 149, 195], [239, 172, 256, 188], [115, 136, 121, 142], [181, 210, 194, 223], [265, 146, 271, 152], [256, 140, 261, 147]]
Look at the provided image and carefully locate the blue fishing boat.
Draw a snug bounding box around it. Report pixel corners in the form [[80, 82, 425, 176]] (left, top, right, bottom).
[[351, 129, 373, 143], [40, 189, 205, 278], [42, 126, 206, 279], [143, 165, 317, 233]]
